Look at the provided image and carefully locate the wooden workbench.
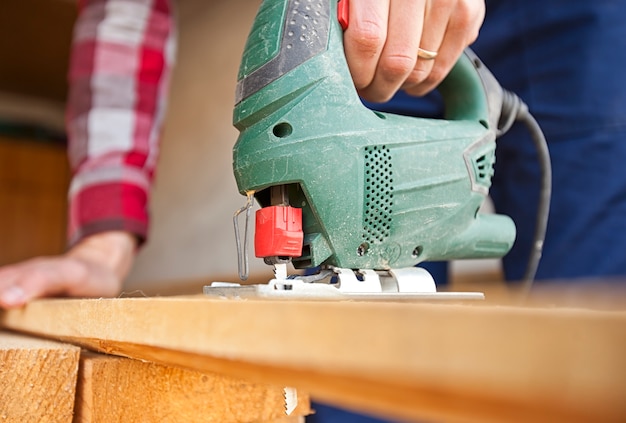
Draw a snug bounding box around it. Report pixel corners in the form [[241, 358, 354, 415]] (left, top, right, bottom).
[[1, 282, 625, 422]]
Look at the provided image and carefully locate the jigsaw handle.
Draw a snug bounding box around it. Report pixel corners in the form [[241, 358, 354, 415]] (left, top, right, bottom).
[[336, 0, 503, 131], [235, 0, 502, 134], [438, 49, 504, 133]]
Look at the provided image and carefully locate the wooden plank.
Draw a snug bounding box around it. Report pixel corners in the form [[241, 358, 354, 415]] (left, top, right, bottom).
[[0, 331, 80, 423], [1, 294, 626, 422], [74, 351, 310, 423]]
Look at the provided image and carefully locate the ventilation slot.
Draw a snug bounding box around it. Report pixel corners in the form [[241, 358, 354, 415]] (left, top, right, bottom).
[[362, 145, 394, 245], [473, 150, 495, 187]]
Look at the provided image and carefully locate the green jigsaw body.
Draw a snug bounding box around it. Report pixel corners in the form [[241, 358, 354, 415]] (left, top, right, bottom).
[[232, 0, 516, 270]]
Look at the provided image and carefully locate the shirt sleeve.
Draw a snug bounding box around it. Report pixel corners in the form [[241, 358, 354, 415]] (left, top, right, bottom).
[[65, 0, 177, 247]]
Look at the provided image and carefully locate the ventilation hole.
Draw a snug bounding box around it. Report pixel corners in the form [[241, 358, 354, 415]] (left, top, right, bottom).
[[471, 150, 496, 187], [362, 145, 394, 244]]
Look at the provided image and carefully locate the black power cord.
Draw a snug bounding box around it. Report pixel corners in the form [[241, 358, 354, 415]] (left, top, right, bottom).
[[497, 90, 552, 288]]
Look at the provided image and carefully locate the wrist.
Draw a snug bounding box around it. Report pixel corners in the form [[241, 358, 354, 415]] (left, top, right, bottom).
[[66, 231, 138, 281]]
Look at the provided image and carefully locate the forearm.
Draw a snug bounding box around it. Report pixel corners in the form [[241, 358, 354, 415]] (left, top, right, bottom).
[[66, 0, 177, 247], [0, 0, 176, 307]]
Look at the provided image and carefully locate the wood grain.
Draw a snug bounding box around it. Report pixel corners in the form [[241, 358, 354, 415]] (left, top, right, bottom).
[[0, 331, 80, 423], [73, 351, 309, 423], [2, 295, 625, 422]]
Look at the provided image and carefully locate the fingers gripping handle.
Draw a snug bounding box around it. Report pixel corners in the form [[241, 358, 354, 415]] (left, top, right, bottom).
[[236, 0, 502, 133]]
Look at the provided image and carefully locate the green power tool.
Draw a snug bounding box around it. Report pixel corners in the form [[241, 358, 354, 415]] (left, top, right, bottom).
[[207, 0, 531, 300]]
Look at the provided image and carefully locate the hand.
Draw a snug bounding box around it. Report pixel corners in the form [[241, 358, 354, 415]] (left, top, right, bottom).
[[343, 0, 485, 102], [0, 231, 137, 308]]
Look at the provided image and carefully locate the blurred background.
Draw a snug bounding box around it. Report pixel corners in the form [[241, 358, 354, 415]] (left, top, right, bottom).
[[0, 0, 501, 295]]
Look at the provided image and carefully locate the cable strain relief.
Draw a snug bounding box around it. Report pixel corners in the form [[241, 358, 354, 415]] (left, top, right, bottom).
[[497, 90, 527, 137]]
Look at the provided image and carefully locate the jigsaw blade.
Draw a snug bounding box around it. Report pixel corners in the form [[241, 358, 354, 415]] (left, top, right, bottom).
[[284, 386, 298, 415]]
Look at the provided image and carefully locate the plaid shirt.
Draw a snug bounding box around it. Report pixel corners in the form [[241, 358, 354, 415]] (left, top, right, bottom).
[[66, 0, 176, 246]]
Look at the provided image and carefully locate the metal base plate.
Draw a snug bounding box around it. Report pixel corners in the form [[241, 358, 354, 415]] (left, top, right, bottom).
[[203, 283, 484, 301], [204, 266, 484, 301]]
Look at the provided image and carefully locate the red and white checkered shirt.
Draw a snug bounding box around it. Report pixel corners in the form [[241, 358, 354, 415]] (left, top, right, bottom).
[[66, 0, 176, 246]]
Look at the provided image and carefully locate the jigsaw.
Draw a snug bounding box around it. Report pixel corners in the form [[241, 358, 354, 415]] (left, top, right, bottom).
[[205, 0, 550, 300]]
